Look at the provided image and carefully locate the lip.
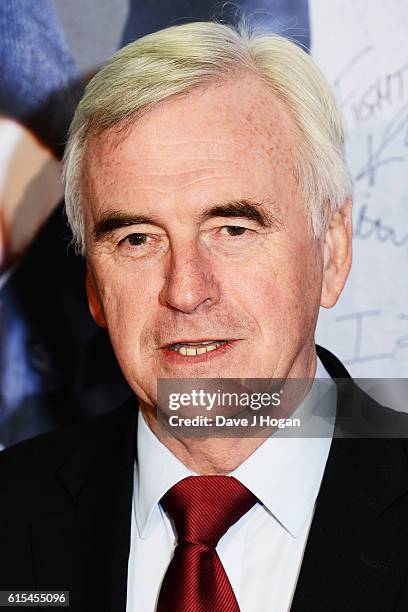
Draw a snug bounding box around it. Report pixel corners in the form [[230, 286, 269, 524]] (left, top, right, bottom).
[[160, 339, 240, 364], [161, 338, 237, 349]]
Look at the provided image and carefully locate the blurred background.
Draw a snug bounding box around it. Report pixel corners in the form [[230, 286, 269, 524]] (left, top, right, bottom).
[[0, 0, 407, 449]]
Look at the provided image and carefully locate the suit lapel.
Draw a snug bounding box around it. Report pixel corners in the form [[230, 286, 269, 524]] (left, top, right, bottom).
[[291, 347, 408, 611], [31, 399, 138, 611], [291, 436, 408, 611]]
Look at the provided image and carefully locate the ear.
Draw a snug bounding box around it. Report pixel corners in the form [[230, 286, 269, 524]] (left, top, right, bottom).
[[320, 198, 353, 309], [85, 264, 107, 327]]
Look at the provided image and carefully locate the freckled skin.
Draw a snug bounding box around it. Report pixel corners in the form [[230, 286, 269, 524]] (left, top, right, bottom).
[[83, 74, 352, 473]]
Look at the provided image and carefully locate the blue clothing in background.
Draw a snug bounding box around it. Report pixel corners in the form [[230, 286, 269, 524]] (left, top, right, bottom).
[[0, 0, 82, 155], [122, 0, 310, 50]]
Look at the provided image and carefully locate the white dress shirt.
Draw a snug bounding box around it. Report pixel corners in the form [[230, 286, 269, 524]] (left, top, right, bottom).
[[126, 359, 336, 612]]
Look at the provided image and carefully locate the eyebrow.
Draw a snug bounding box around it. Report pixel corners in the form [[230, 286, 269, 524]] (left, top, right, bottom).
[[92, 198, 281, 242], [198, 199, 281, 229], [93, 212, 155, 242]]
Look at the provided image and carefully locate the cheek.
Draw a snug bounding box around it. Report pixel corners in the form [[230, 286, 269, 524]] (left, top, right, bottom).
[[96, 259, 157, 312], [285, 242, 323, 326], [93, 269, 149, 344], [229, 239, 322, 334]]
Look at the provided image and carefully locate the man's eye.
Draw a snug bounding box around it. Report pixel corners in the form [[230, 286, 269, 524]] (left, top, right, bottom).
[[221, 226, 249, 237], [122, 233, 148, 246]]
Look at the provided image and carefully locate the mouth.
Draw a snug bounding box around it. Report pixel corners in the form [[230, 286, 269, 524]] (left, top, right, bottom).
[[166, 339, 228, 356], [160, 335, 245, 358]]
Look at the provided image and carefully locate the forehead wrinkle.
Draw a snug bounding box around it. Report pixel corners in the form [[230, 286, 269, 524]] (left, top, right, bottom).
[[94, 175, 257, 204], [86, 141, 245, 179], [129, 166, 239, 179], [88, 98, 297, 173], [89, 81, 297, 161], [135, 139, 241, 148], [84, 74, 301, 215]]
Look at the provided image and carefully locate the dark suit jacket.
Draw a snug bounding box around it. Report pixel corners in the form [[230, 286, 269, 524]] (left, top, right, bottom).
[[1, 346, 408, 611]]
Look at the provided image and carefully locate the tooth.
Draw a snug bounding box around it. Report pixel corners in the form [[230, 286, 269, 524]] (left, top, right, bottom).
[[204, 344, 217, 353], [173, 341, 227, 355]]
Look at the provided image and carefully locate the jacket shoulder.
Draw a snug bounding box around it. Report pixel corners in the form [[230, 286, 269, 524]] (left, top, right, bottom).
[[0, 398, 136, 508]]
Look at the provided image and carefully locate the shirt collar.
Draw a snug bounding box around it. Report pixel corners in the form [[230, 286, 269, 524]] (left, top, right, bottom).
[[135, 410, 195, 538], [135, 357, 336, 539]]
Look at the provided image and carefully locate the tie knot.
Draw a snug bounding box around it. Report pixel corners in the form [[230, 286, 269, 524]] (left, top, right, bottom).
[[161, 475, 257, 549]]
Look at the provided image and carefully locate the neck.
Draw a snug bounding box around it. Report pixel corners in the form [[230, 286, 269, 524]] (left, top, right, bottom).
[[142, 348, 318, 475]]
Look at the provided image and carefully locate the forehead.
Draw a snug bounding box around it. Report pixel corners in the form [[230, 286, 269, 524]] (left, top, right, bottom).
[[82, 73, 299, 206]]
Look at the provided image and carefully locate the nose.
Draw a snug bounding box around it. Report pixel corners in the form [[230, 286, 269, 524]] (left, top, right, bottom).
[[159, 241, 221, 314]]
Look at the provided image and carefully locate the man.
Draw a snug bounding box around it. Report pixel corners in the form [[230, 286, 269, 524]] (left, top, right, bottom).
[[1, 21, 408, 612]]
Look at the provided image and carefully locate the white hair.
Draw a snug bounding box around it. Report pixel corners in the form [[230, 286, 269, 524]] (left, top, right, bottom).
[[62, 20, 352, 254]]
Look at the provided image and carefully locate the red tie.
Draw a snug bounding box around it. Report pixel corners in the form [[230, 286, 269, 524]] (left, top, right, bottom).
[[157, 475, 258, 612]]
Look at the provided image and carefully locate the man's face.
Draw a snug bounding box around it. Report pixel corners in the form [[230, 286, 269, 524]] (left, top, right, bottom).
[[83, 75, 350, 407]]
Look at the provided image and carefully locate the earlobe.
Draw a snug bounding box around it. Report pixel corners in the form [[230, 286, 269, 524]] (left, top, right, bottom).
[[320, 198, 353, 309], [85, 265, 107, 327]]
